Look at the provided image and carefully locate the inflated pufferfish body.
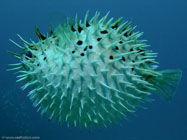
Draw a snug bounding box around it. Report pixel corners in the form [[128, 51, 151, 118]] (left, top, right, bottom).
[[8, 11, 182, 128]]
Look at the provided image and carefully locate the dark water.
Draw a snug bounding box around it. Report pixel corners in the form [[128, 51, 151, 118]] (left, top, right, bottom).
[[0, 0, 187, 140]]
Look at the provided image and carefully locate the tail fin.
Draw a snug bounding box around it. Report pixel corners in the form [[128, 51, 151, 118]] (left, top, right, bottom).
[[151, 69, 182, 101]]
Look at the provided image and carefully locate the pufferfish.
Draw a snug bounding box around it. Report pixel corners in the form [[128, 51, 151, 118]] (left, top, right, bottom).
[[8, 11, 182, 128]]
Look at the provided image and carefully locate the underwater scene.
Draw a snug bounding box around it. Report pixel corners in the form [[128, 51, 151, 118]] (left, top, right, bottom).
[[0, 0, 187, 140]]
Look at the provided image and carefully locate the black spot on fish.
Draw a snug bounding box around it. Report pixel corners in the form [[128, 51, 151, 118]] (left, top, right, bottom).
[[112, 23, 118, 29], [146, 61, 152, 64], [89, 45, 93, 49], [72, 50, 75, 54], [86, 21, 90, 27], [115, 46, 119, 50], [84, 46, 87, 51], [122, 56, 126, 61], [71, 25, 76, 32], [100, 30, 108, 34], [97, 38, 102, 41], [78, 25, 83, 33], [80, 53, 85, 56], [124, 32, 128, 37], [77, 40, 83, 45], [35, 26, 46, 40], [137, 49, 144, 53], [43, 56, 46, 61], [109, 56, 114, 59]]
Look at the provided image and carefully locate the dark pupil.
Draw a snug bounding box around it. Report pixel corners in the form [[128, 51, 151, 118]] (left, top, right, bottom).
[[25, 51, 32, 58]]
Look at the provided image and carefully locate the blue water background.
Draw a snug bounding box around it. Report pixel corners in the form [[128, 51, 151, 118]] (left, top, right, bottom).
[[0, 0, 187, 140]]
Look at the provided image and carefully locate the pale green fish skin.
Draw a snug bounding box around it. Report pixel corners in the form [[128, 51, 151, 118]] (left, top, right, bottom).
[[8, 11, 182, 128]]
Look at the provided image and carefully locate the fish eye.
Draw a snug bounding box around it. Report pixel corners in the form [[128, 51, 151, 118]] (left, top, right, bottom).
[[25, 51, 32, 58]]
